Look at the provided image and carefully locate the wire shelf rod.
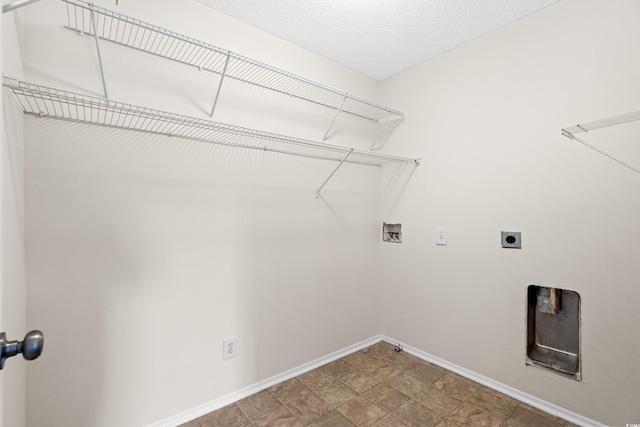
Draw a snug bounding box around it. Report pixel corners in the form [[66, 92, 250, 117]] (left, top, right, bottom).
[[61, 0, 404, 123], [3, 0, 43, 13], [209, 54, 230, 118], [316, 149, 353, 198], [323, 96, 347, 141], [4, 79, 418, 169], [562, 110, 640, 140]]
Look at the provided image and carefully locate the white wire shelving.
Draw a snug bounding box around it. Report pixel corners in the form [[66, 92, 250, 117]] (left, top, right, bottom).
[[561, 110, 640, 176], [561, 111, 640, 140], [62, 0, 404, 145], [3, 78, 419, 196]]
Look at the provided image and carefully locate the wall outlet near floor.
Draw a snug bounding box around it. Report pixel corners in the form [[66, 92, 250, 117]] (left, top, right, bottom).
[[223, 337, 237, 360]]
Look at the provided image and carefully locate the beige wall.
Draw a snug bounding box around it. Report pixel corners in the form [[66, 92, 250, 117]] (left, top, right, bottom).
[[2, 8, 27, 427], [9, 0, 640, 426], [18, 1, 389, 426], [379, 1, 640, 425]]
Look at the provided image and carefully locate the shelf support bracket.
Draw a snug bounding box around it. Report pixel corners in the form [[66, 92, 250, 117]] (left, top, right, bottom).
[[323, 96, 347, 141], [210, 54, 230, 118], [315, 149, 353, 198], [89, 7, 109, 101], [371, 111, 391, 150]]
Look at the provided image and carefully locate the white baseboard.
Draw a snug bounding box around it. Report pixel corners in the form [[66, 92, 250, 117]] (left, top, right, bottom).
[[149, 334, 604, 427], [380, 336, 606, 427], [145, 335, 383, 427]]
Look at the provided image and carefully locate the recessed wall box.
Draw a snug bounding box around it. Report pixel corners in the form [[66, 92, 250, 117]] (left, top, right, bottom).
[[526, 285, 581, 381], [383, 223, 402, 243], [501, 231, 521, 248]]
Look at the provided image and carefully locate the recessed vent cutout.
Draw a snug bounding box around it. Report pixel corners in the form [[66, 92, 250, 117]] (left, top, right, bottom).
[[526, 285, 581, 381]]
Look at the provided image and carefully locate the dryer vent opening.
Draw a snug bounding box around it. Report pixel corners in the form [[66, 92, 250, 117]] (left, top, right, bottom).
[[526, 285, 581, 381]]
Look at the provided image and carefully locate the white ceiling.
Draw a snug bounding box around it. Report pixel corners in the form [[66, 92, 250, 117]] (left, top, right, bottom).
[[196, 0, 560, 81]]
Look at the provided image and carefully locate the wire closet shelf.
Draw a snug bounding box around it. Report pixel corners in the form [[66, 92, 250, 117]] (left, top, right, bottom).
[[3, 79, 418, 168], [62, 0, 404, 129]]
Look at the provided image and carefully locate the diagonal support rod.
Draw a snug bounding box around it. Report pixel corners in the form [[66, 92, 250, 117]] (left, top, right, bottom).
[[569, 135, 640, 176], [89, 7, 109, 101], [209, 53, 230, 118], [323, 96, 347, 141], [371, 111, 391, 150], [315, 149, 353, 198]]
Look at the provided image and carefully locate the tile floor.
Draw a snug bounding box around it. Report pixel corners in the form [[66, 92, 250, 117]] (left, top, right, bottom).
[[180, 341, 580, 427]]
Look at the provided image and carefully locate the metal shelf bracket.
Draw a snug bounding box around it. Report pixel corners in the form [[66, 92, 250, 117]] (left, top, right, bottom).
[[323, 96, 347, 141], [89, 6, 109, 101], [209, 53, 230, 118], [315, 149, 353, 199], [371, 111, 391, 150]]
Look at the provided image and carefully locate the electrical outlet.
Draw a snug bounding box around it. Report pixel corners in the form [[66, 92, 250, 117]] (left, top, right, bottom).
[[501, 231, 521, 249], [223, 337, 237, 360]]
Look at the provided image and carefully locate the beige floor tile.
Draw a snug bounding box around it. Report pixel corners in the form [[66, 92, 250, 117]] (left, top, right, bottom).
[[197, 403, 249, 427], [361, 359, 406, 382], [363, 343, 420, 370], [315, 381, 359, 408], [251, 405, 302, 427], [318, 358, 359, 379], [464, 387, 518, 420], [283, 392, 333, 425], [236, 390, 283, 421], [373, 414, 409, 426], [413, 387, 463, 417], [447, 402, 505, 427], [434, 419, 463, 427], [507, 406, 566, 427], [432, 374, 481, 401], [517, 403, 572, 425], [389, 351, 423, 371], [386, 373, 430, 398], [177, 420, 200, 427], [344, 351, 379, 370], [362, 384, 410, 413], [299, 369, 337, 390], [308, 410, 356, 427], [340, 370, 383, 394], [337, 396, 387, 426], [404, 362, 448, 385], [388, 400, 443, 427], [269, 378, 312, 403], [362, 341, 399, 360]]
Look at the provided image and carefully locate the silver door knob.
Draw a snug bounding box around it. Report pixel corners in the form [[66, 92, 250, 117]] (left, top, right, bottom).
[[0, 330, 44, 369]]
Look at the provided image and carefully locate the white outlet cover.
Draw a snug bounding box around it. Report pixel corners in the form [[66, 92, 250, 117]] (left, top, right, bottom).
[[223, 337, 237, 360], [436, 227, 447, 245]]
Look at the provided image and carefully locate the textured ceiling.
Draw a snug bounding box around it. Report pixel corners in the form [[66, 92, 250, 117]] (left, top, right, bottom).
[[196, 0, 560, 81]]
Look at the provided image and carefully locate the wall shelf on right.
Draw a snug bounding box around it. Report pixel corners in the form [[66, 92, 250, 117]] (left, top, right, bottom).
[[562, 110, 640, 140], [562, 110, 640, 174]]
